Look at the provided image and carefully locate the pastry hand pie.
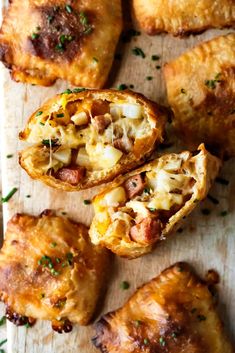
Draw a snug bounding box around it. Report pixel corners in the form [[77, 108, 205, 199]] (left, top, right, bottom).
[[92, 262, 233, 353], [89, 144, 221, 258], [0, 0, 122, 86], [164, 33, 235, 158], [0, 211, 109, 332], [19, 89, 166, 191], [132, 0, 235, 36]]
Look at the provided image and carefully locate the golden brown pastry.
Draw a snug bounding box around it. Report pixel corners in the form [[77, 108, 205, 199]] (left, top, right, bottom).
[[19, 89, 166, 191], [0, 211, 109, 332], [92, 262, 233, 353], [0, 0, 122, 87], [132, 0, 235, 36], [164, 33, 235, 158], [89, 144, 221, 258]]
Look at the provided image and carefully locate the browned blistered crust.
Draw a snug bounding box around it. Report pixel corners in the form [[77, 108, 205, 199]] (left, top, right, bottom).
[[89, 144, 221, 259], [0, 212, 110, 330], [92, 262, 234, 353], [132, 0, 235, 36], [164, 33, 235, 158], [0, 0, 122, 87], [19, 89, 166, 191]]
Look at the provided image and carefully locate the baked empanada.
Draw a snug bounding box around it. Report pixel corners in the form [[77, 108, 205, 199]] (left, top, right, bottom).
[[92, 262, 233, 353], [164, 33, 235, 158], [132, 0, 235, 36], [89, 144, 221, 258], [0, 211, 109, 332], [19, 89, 166, 191], [0, 0, 122, 87]]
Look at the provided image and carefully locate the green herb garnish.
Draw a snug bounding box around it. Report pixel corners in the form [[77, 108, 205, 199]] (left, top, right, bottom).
[[220, 211, 228, 217], [42, 139, 58, 147], [144, 187, 150, 194], [156, 65, 161, 70], [26, 194, 31, 198], [215, 177, 229, 185], [134, 320, 142, 327], [152, 55, 160, 61], [207, 194, 219, 205], [31, 33, 39, 40], [65, 4, 72, 13], [93, 57, 98, 63], [72, 87, 86, 93], [205, 73, 221, 89], [62, 88, 72, 94], [146, 76, 153, 81], [149, 208, 156, 212], [117, 84, 128, 90], [6, 154, 13, 158], [197, 315, 206, 321], [0, 339, 7, 348], [132, 47, 145, 58], [84, 199, 91, 205], [55, 43, 64, 51], [143, 338, 149, 345], [120, 281, 130, 290], [36, 111, 43, 117], [79, 12, 89, 25], [56, 113, 64, 118], [201, 208, 211, 216], [50, 242, 57, 248], [47, 15, 54, 23], [181, 88, 186, 94], [1, 187, 18, 203], [159, 337, 166, 346], [0, 316, 6, 326], [66, 253, 74, 265]]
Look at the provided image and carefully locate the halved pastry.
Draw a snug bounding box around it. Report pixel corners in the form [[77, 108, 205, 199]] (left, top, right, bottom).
[[89, 144, 221, 258], [0, 211, 109, 332], [0, 0, 122, 86], [92, 262, 233, 353], [19, 89, 166, 191], [164, 33, 235, 158], [132, 0, 235, 36]]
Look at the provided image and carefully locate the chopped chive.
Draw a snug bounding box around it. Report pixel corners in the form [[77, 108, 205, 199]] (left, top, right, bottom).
[[36, 26, 41, 31], [144, 187, 150, 194], [177, 265, 184, 272], [6, 154, 13, 158], [66, 252, 74, 265], [159, 337, 166, 346], [134, 320, 142, 327], [201, 208, 211, 215], [56, 257, 61, 263], [26, 194, 31, 198], [42, 139, 58, 147], [50, 268, 60, 276], [215, 177, 229, 185], [47, 15, 54, 23], [151, 55, 160, 61], [39, 122, 45, 126], [65, 4, 72, 13], [207, 194, 219, 205], [220, 211, 228, 217], [117, 84, 128, 90], [84, 199, 91, 205], [0, 339, 7, 347], [31, 33, 39, 40], [132, 47, 145, 58], [25, 322, 31, 328], [62, 88, 72, 94], [60, 35, 66, 44], [171, 332, 178, 339], [197, 315, 206, 321], [143, 338, 149, 345], [79, 12, 89, 26], [61, 211, 67, 215], [146, 76, 153, 81], [56, 113, 64, 118], [50, 242, 57, 248], [177, 228, 183, 233], [129, 84, 134, 89], [36, 111, 43, 117], [93, 57, 98, 63], [205, 73, 221, 90], [149, 208, 156, 212], [1, 187, 18, 203], [72, 87, 86, 93], [181, 88, 186, 94], [0, 316, 6, 326], [55, 43, 64, 51], [83, 26, 93, 35], [120, 281, 130, 290], [156, 65, 161, 70], [40, 293, 45, 298]]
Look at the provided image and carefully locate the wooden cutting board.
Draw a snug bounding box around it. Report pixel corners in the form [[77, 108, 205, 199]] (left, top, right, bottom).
[[0, 1, 234, 350]]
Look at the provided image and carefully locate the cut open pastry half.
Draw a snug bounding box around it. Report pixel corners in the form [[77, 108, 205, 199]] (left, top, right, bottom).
[[89, 144, 221, 258], [0, 211, 109, 332], [19, 89, 166, 191], [92, 262, 233, 353]]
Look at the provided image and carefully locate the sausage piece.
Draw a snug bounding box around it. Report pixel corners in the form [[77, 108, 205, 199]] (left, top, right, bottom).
[[130, 217, 162, 245], [124, 174, 145, 199], [55, 167, 86, 185], [92, 114, 112, 134]]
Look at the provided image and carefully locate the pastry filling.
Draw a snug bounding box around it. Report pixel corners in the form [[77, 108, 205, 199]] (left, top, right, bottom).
[[25, 97, 153, 185], [97, 152, 196, 245]]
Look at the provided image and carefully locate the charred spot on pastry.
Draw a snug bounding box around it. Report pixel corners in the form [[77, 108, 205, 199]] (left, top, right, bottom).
[[27, 5, 95, 62], [0, 43, 12, 69], [40, 209, 54, 217], [52, 318, 73, 333], [6, 307, 36, 327]]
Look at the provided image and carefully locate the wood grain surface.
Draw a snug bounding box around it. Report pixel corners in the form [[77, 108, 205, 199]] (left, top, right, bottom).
[[0, 1, 234, 352]]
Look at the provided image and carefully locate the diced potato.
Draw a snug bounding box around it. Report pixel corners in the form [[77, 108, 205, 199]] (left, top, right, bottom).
[[147, 169, 190, 193], [102, 145, 123, 168], [126, 201, 149, 217], [163, 158, 182, 171], [76, 147, 91, 168], [148, 193, 183, 211], [103, 187, 126, 207], [53, 148, 71, 165], [110, 103, 142, 119], [71, 111, 88, 126]]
